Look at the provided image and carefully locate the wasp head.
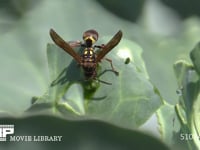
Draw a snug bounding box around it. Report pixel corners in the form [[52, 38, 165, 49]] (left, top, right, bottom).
[[83, 29, 98, 47]]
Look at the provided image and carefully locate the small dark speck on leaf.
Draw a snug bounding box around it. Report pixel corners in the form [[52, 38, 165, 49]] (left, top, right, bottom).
[[176, 86, 183, 96], [124, 57, 130, 64]]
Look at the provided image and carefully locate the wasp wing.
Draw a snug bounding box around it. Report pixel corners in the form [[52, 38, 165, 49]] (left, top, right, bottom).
[[96, 30, 122, 63], [50, 29, 82, 64]]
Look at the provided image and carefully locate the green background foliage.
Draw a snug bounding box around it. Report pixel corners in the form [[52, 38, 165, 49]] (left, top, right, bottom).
[[1, 0, 200, 149]]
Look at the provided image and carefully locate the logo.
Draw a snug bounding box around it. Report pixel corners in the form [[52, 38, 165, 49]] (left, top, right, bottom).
[[0, 124, 62, 142], [0, 125, 14, 141]]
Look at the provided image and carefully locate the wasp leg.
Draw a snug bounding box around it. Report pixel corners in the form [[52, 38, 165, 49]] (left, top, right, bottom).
[[94, 44, 105, 49], [97, 69, 118, 78], [78, 77, 112, 85], [68, 40, 82, 47], [93, 71, 112, 85], [96, 78, 112, 85], [104, 58, 119, 76]]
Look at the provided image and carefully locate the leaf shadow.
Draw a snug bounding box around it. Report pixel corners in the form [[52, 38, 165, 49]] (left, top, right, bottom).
[[50, 60, 82, 86], [91, 95, 107, 101]]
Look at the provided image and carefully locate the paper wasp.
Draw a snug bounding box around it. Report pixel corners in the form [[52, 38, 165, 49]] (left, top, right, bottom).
[[49, 28, 122, 84]]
